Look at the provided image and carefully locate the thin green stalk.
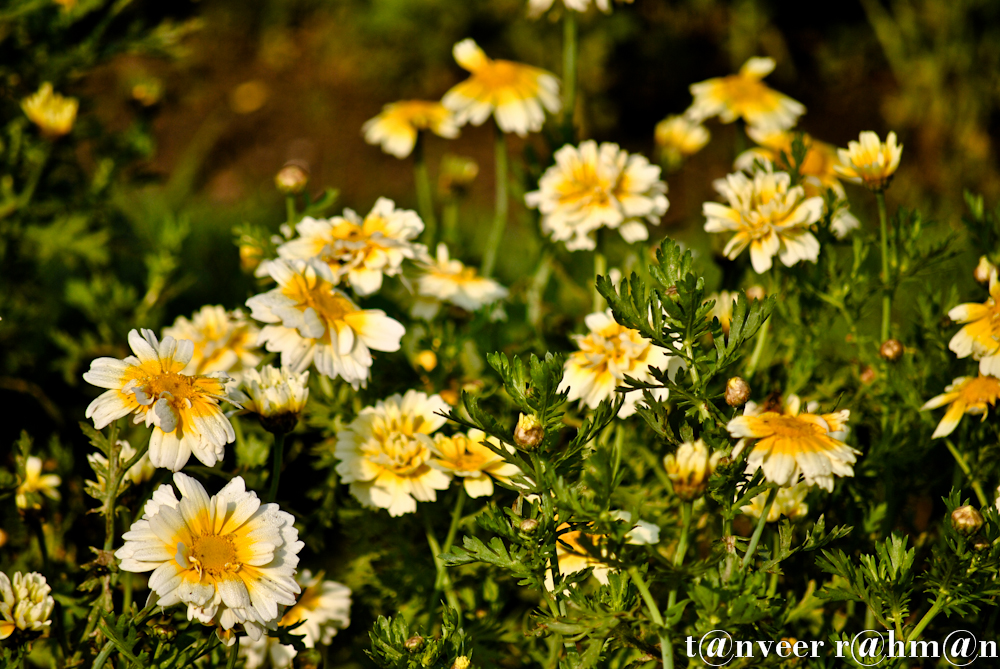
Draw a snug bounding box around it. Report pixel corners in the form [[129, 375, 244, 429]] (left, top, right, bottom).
[[906, 598, 946, 643], [481, 129, 508, 278], [667, 502, 692, 610], [684, 341, 701, 385], [944, 439, 989, 507], [593, 250, 607, 313], [424, 514, 460, 612], [442, 490, 466, 556], [267, 432, 287, 503], [767, 533, 780, 597], [528, 247, 554, 334], [122, 572, 133, 613], [226, 635, 241, 669], [877, 191, 891, 341], [627, 567, 671, 669], [92, 640, 116, 669], [745, 320, 769, 379], [442, 199, 459, 246], [414, 134, 438, 243], [562, 11, 578, 131], [285, 195, 297, 227], [741, 487, 776, 571]]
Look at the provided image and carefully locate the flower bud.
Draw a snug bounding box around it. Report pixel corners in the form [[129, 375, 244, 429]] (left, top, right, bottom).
[[415, 350, 438, 372], [951, 505, 984, 535], [879, 338, 903, 362], [518, 518, 539, 534], [275, 161, 309, 194], [971, 536, 990, 552], [664, 439, 722, 501], [974, 256, 996, 284], [452, 656, 471, 669], [725, 377, 751, 407], [438, 155, 479, 199], [239, 244, 263, 273], [746, 285, 766, 301], [514, 413, 544, 450], [405, 635, 424, 651], [859, 366, 876, 384]]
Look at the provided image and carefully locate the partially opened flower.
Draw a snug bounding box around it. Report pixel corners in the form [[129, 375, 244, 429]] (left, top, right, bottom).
[[22, 82, 78, 138], [162, 306, 261, 377], [15, 456, 61, 511], [688, 57, 804, 132], [363, 101, 460, 159], [0, 571, 55, 642], [442, 38, 561, 137], [742, 481, 811, 522], [116, 474, 302, 643], [921, 374, 1000, 439], [83, 329, 237, 471], [664, 439, 722, 501], [655, 114, 710, 168], [947, 271, 1000, 376], [431, 429, 521, 498], [86, 440, 155, 495], [246, 259, 405, 388], [234, 365, 310, 434], [834, 131, 902, 191], [413, 243, 508, 319]]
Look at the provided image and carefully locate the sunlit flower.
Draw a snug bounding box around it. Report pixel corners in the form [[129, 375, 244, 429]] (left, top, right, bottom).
[[0, 571, 54, 642], [664, 439, 722, 501], [707, 291, 737, 335], [975, 256, 997, 284], [948, 271, 1000, 376], [921, 374, 1000, 439], [431, 429, 521, 498], [728, 395, 858, 492], [687, 57, 804, 132], [703, 161, 824, 273], [560, 309, 681, 417], [86, 440, 156, 494], [655, 114, 710, 168], [83, 329, 237, 471], [413, 243, 509, 319], [246, 259, 405, 388], [21, 82, 78, 138], [163, 306, 261, 377], [363, 101, 460, 159], [15, 456, 61, 511], [241, 571, 351, 669], [442, 38, 561, 137], [527, 0, 633, 18], [276, 198, 425, 296], [551, 512, 659, 587], [525, 140, 669, 251], [742, 481, 811, 522], [334, 390, 452, 517], [233, 365, 310, 434], [116, 473, 303, 643], [834, 131, 903, 191]]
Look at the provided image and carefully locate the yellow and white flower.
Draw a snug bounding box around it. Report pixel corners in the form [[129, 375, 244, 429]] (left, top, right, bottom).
[[525, 140, 669, 251], [15, 456, 61, 511], [560, 309, 681, 417], [655, 114, 710, 168], [115, 473, 303, 643], [334, 390, 452, 516], [431, 429, 521, 498], [527, 0, 633, 18], [21, 82, 78, 138], [921, 374, 1000, 439], [834, 131, 902, 191], [742, 481, 811, 522], [86, 440, 155, 493], [707, 291, 737, 335], [703, 161, 824, 273], [246, 259, 405, 389], [947, 271, 1000, 376], [687, 57, 805, 132], [162, 306, 261, 377], [241, 571, 351, 669], [442, 38, 561, 137], [233, 365, 310, 434], [276, 198, 425, 296], [363, 101, 460, 159], [551, 512, 659, 587], [663, 439, 723, 501], [728, 395, 858, 492], [83, 329, 237, 471], [413, 243, 508, 319], [0, 571, 55, 641]]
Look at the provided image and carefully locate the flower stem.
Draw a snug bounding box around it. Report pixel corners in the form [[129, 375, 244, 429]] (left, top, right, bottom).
[[414, 133, 438, 244], [741, 487, 776, 571], [562, 11, 578, 133], [627, 566, 671, 669], [226, 635, 241, 669], [593, 250, 607, 313], [425, 514, 461, 613], [877, 190, 892, 341], [285, 195, 297, 227], [907, 597, 946, 644], [684, 341, 701, 386], [442, 198, 459, 246], [944, 439, 989, 507], [667, 502, 692, 611], [267, 432, 286, 503], [481, 129, 508, 278], [442, 490, 466, 556], [528, 247, 554, 335], [746, 319, 769, 379]]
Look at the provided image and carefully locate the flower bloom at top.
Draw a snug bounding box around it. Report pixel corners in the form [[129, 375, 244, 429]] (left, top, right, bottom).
[[703, 161, 824, 274], [334, 390, 452, 516], [362, 101, 460, 159], [525, 141, 669, 251], [921, 374, 1000, 439], [834, 131, 902, 191], [83, 329, 236, 471], [687, 57, 804, 132], [246, 259, 405, 388], [663, 439, 722, 501], [162, 306, 261, 377], [442, 38, 561, 137], [115, 473, 303, 643], [431, 429, 521, 498], [560, 309, 680, 418], [728, 395, 859, 492], [527, 0, 633, 18], [15, 456, 61, 511], [241, 571, 351, 669], [413, 243, 509, 319], [742, 481, 810, 522], [276, 198, 425, 296], [654, 114, 710, 168], [233, 365, 310, 434], [0, 571, 55, 642], [947, 271, 1000, 376], [21, 82, 78, 138]]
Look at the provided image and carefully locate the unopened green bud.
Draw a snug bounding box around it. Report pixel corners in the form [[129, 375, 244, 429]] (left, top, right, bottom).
[[514, 413, 544, 450], [952, 505, 984, 535]]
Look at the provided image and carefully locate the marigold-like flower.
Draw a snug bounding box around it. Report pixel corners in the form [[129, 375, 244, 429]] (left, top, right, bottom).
[[834, 131, 902, 191], [334, 390, 452, 517], [413, 243, 508, 319], [86, 440, 155, 495], [525, 140, 669, 251], [664, 439, 722, 501], [0, 571, 55, 642], [442, 38, 561, 137], [246, 259, 404, 388], [234, 365, 310, 434], [241, 571, 351, 669], [83, 329, 237, 471], [551, 512, 659, 587], [655, 114, 710, 168], [431, 429, 521, 498], [116, 473, 303, 643], [276, 198, 425, 296], [560, 310, 680, 418], [21, 82, 78, 138], [527, 0, 633, 18], [729, 395, 858, 492], [921, 374, 1000, 439], [948, 271, 1000, 376], [163, 306, 261, 377], [687, 57, 804, 132], [742, 482, 811, 522], [363, 101, 460, 159], [15, 456, 61, 511], [703, 161, 823, 273]]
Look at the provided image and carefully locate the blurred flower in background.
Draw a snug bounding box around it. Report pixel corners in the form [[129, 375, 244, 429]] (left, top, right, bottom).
[[431, 429, 521, 498], [655, 114, 710, 171], [835, 131, 903, 192], [742, 482, 811, 522], [15, 456, 61, 511], [947, 270, 1000, 376], [688, 57, 804, 132], [21, 83, 78, 138], [412, 243, 508, 319], [921, 374, 1000, 439], [363, 101, 459, 159], [162, 306, 261, 377]]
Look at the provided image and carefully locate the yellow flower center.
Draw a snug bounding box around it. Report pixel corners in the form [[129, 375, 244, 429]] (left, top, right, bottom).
[[367, 433, 427, 475], [958, 376, 1000, 404], [476, 60, 531, 91], [143, 371, 202, 400], [722, 75, 768, 108], [189, 534, 240, 578], [753, 413, 825, 438], [282, 275, 356, 325]]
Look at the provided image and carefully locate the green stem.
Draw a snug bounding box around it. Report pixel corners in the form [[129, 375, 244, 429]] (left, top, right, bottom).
[[562, 11, 578, 132], [944, 439, 989, 507], [123, 572, 133, 613], [92, 640, 116, 669], [442, 199, 459, 246], [267, 432, 286, 503], [442, 490, 466, 556], [528, 247, 554, 335], [667, 502, 692, 611], [906, 598, 946, 643], [877, 190, 891, 342], [745, 320, 769, 379], [481, 129, 508, 278], [767, 533, 780, 597], [285, 195, 297, 227], [414, 134, 438, 244], [627, 567, 671, 669], [425, 514, 460, 613], [741, 487, 776, 570], [593, 250, 607, 313], [226, 635, 241, 669], [684, 341, 701, 386]]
